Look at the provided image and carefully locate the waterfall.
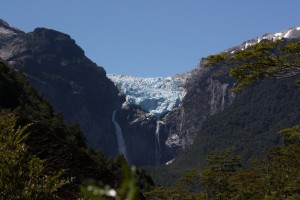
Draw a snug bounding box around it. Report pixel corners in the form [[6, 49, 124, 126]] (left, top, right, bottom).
[[155, 120, 164, 164], [210, 77, 217, 114], [221, 84, 228, 110], [112, 109, 128, 160]]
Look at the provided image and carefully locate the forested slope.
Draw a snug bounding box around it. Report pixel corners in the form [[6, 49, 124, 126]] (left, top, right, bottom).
[[0, 60, 152, 199]]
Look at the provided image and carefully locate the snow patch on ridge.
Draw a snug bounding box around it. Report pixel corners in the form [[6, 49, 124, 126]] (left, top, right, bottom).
[[225, 26, 300, 53], [108, 74, 187, 118]]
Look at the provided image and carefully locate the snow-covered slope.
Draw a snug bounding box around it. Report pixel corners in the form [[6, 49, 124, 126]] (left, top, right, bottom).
[[225, 26, 300, 53], [107, 74, 187, 118]]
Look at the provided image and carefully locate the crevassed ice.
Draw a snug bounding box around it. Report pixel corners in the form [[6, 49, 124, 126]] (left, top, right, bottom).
[[108, 74, 186, 118]]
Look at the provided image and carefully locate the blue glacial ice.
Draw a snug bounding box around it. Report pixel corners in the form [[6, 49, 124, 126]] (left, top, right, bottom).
[[107, 74, 187, 118]]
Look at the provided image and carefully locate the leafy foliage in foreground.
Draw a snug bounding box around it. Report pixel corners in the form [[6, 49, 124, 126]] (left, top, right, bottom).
[[81, 153, 154, 199], [0, 116, 66, 200], [81, 162, 138, 200]]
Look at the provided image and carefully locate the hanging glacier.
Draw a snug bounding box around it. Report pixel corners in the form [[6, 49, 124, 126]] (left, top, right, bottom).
[[108, 74, 187, 118]]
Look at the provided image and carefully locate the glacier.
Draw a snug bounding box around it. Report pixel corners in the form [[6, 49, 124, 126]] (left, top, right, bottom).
[[107, 74, 187, 118]]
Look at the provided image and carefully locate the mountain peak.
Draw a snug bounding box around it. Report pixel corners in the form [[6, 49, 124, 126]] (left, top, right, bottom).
[[32, 27, 71, 40]]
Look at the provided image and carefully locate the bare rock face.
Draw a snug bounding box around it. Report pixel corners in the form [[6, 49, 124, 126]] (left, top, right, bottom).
[[0, 20, 25, 61], [0, 20, 123, 156], [159, 62, 237, 163]]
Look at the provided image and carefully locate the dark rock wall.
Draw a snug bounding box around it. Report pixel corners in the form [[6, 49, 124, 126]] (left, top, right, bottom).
[[0, 26, 123, 156], [159, 63, 237, 163], [117, 104, 157, 166]]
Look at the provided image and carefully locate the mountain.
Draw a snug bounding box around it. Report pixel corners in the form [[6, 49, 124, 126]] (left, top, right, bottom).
[[0, 19, 163, 166], [0, 60, 117, 199], [1, 18, 300, 169], [147, 28, 300, 185], [0, 19, 169, 166], [107, 26, 300, 169], [0, 19, 123, 157], [157, 25, 300, 161]]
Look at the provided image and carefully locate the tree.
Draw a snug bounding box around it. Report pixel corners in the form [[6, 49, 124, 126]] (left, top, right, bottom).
[[0, 115, 66, 200], [203, 39, 300, 92], [196, 130, 300, 199], [261, 125, 300, 199], [198, 148, 243, 200]]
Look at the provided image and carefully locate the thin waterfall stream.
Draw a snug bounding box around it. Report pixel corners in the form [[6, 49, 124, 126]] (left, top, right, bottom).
[[112, 109, 128, 161], [155, 120, 164, 164]]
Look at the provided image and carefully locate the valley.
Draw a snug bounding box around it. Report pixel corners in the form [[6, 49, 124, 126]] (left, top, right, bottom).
[[1, 18, 300, 199]]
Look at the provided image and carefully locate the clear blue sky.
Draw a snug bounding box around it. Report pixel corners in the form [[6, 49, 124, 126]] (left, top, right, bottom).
[[2, 0, 300, 77]]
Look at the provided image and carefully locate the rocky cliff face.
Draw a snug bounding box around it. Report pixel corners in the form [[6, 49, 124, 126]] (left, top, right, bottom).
[[117, 104, 157, 166], [158, 63, 237, 163], [0, 20, 123, 156]]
